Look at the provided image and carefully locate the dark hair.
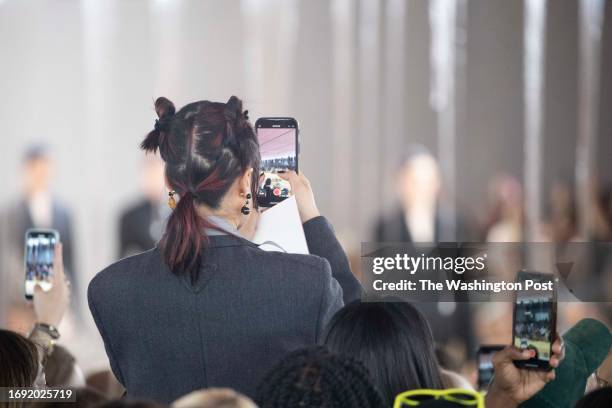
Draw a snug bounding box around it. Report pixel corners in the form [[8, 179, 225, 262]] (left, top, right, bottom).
[[323, 301, 444, 406], [575, 387, 612, 408], [0, 329, 39, 387], [255, 346, 384, 408], [141, 96, 260, 280]]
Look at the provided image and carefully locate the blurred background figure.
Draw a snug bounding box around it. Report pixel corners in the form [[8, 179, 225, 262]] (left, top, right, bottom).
[[544, 181, 578, 243], [118, 155, 167, 258], [599, 186, 612, 240], [482, 174, 524, 243], [374, 145, 441, 243], [374, 145, 475, 243], [372, 145, 476, 370], [0, 145, 75, 327]]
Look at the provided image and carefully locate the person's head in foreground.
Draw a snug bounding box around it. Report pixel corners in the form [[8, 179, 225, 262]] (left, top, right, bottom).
[[0, 329, 42, 388], [172, 388, 257, 408], [140, 95, 260, 280], [323, 301, 444, 405], [255, 346, 384, 408], [0, 329, 45, 408], [574, 386, 612, 408]]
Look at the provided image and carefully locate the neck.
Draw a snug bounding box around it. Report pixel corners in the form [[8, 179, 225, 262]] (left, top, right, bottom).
[[195, 205, 240, 230]]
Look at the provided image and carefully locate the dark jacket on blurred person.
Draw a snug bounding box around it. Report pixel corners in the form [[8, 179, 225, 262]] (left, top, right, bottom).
[[88, 216, 361, 404], [373, 208, 477, 362], [118, 199, 167, 258]]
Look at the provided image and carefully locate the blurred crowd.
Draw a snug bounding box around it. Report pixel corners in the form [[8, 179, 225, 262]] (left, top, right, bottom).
[[0, 140, 610, 408]]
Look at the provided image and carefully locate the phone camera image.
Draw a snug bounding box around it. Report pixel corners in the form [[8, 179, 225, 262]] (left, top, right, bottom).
[[256, 122, 297, 207], [25, 232, 57, 298], [514, 296, 553, 361], [512, 272, 556, 370]]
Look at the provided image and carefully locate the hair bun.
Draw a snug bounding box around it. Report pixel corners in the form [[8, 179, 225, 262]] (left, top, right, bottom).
[[155, 97, 176, 120], [141, 96, 176, 155], [224, 96, 243, 122]]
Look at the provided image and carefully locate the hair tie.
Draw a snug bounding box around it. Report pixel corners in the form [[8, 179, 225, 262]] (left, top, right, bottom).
[[155, 116, 173, 133]]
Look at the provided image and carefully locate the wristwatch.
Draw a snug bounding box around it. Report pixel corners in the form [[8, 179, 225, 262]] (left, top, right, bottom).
[[34, 323, 61, 340]]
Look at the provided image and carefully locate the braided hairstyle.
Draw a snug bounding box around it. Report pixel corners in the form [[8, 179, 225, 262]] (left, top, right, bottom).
[[141, 96, 260, 281], [255, 346, 385, 408]]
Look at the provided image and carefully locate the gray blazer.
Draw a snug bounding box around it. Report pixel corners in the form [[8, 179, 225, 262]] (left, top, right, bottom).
[[88, 216, 362, 403]]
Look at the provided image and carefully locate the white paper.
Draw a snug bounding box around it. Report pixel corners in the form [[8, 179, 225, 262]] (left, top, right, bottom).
[[252, 196, 309, 254]]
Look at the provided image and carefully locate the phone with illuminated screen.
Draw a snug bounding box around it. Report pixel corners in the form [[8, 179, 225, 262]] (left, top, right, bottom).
[[24, 228, 60, 300], [511, 270, 557, 370], [255, 117, 299, 208]]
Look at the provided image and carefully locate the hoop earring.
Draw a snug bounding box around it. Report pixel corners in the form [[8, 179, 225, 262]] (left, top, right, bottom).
[[168, 191, 177, 210], [241, 193, 251, 215]]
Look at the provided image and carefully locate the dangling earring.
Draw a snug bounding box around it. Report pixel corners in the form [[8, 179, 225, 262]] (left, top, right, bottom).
[[168, 191, 177, 210], [241, 193, 252, 215]]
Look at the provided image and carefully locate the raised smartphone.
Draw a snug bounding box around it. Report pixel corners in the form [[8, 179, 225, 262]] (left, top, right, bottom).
[[512, 270, 557, 370], [24, 228, 59, 300], [255, 117, 299, 207]]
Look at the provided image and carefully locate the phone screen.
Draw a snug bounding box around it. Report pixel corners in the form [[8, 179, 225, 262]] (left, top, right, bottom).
[[477, 345, 504, 390], [512, 271, 556, 370], [24, 229, 58, 300], [256, 118, 298, 207]]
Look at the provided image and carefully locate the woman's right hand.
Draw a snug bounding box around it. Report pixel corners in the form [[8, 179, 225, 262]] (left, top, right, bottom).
[[485, 338, 564, 407], [279, 171, 320, 223], [33, 242, 70, 327]]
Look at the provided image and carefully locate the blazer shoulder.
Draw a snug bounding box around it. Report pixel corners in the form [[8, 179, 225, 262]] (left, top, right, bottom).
[[249, 248, 333, 283], [88, 248, 158, 297]]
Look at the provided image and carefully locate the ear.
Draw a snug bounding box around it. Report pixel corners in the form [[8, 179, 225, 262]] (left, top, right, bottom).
[[239, 167, 253, 195]]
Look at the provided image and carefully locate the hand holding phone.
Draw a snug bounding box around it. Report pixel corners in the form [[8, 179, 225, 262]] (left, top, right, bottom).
[[485, 340, 564, 406], [278, 171, 320, 223], [33, 242, 70, 327], [24, 229, 70, 327], [512, 271, 557, 370]]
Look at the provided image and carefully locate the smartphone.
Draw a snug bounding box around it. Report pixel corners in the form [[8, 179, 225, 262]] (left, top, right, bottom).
[[477, 345, 504, 391], [255, 117, 299, 207], [512, 270, 557, 370], [24, 229, 60, 300]]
